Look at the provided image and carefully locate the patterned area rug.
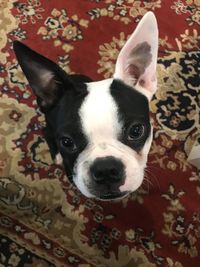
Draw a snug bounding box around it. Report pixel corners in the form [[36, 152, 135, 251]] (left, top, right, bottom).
[[0, 1, 200, 266]]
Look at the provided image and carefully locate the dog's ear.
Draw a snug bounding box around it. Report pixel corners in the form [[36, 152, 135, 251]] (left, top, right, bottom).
[[13, 41, 69, 109], [114, 12, 158, 100]]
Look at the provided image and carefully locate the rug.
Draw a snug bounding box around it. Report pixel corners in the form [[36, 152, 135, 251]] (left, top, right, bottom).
[[0, 1, 200, 266]]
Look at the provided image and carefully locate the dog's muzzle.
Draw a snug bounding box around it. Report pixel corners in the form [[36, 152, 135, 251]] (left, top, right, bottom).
[[89, 156, 128, 200]]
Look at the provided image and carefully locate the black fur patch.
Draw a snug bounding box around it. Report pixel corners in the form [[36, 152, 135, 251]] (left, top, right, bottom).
[[45, 76, 90, 180], [13, 41, 92, 181], [110, 79, 151, 151]]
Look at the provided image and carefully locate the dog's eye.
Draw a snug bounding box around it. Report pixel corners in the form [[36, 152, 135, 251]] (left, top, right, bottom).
[[60, 136, 77, 152], [127, 123, 145, 141]]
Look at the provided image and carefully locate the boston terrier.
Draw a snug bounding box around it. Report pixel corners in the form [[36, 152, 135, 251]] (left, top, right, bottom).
[[13, 12, 158, 201]]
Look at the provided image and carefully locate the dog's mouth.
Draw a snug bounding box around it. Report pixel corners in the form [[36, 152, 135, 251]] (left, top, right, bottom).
[[96, 191, 129, 201]]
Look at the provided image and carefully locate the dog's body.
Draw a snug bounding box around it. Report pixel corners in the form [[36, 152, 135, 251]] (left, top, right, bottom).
[[14, 12, 158, 200]]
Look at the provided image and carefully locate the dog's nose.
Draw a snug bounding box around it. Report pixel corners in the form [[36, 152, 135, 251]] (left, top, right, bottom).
[[90, 156, 125, 184]]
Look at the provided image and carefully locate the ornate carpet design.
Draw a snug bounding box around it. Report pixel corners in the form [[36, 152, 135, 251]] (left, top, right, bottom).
[[0, 1, 200, 266]]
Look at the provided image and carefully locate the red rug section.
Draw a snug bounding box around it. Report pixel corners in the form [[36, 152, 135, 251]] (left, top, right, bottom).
[[1, 1, 200, 266]]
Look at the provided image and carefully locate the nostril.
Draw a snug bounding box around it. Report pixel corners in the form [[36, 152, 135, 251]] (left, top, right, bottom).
[[93, 170, 105, 182]]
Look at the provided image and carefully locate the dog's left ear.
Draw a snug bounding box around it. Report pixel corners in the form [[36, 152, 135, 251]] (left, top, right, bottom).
[[114, 12, 158, 100]]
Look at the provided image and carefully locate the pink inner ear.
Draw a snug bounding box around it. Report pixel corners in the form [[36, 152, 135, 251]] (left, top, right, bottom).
[[126, 64, 141, 86], [114, 12, 158, 97], [123, 41, 153, 88], [139, 79, 145, 87], [137, 68, 157, 97]]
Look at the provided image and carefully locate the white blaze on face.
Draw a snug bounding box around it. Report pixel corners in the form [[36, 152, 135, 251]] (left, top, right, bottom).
[[80, 79, 121, 143], [73, 78, 152, 198]]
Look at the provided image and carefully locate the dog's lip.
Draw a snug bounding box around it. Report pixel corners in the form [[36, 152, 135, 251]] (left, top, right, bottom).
[[97, 191, 129, 200]]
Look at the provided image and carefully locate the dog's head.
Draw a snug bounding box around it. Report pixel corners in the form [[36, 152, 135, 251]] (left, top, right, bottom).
[[14, 12, 158, 200]]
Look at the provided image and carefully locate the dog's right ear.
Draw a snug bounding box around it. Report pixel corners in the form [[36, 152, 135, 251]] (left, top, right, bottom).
[[114, 12, 158, 100], [13, 41, 70, 110]]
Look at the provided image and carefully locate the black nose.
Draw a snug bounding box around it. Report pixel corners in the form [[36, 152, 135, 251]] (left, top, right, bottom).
[[90, 156, 125, 184]]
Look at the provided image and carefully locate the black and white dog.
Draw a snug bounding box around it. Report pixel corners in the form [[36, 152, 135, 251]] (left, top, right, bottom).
[[14, 12, 158, 200]]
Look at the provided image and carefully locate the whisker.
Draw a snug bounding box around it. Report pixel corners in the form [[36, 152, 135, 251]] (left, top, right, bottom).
[[141, 178, 150, 193], [144, 167, 161, 191], [146, 162, 160, 171]]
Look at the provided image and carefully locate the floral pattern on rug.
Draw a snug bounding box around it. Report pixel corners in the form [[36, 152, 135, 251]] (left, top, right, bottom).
[[0, 1, 200, 266]]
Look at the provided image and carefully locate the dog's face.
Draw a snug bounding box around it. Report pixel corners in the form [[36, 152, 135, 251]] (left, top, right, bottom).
[[14, 12, 158, 200]]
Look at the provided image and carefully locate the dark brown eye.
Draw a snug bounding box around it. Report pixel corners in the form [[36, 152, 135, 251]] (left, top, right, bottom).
[[127, 123, 145, 141], [60, 136, 77, 152]]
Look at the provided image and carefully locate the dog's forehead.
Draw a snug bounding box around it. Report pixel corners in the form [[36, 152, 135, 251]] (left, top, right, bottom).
[[79, 78, 120, 141], [79, 78, 149, 142]]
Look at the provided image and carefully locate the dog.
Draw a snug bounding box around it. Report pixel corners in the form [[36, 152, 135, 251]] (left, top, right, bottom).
[[13, 12, 158, 201]]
